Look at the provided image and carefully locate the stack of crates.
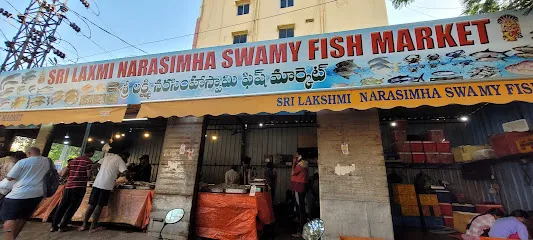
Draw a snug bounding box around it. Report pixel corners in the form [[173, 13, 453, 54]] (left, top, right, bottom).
[[391, 184, 420, 227], [419, 194, 444, 227]]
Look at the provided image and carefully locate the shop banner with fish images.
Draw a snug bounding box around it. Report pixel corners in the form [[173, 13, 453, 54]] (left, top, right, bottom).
[[2, 10, 533, 112]]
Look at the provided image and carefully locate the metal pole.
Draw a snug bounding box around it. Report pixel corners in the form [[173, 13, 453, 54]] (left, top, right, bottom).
[[80, 123, 92, 155]]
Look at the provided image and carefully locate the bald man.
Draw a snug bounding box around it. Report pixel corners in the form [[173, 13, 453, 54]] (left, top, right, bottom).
[[0, 147, 50, 240]]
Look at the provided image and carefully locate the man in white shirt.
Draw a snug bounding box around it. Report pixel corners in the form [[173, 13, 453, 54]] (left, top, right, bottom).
[[79, 150, 129, 233], [0, 147, 49, 240], [225, 165, 240, 184]]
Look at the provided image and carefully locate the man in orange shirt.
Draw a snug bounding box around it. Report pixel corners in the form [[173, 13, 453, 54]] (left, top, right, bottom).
[[291, 152, 308, 237]]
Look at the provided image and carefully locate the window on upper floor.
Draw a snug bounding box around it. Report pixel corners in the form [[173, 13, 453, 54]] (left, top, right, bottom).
[[233, 34, 248, 44], [281, 0, 294, 8], [279, 27, 294, 39], [237, 3, 250, 15]]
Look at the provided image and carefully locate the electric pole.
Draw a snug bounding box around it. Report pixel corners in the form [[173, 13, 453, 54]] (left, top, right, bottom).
[[1, 0, 70, 73]]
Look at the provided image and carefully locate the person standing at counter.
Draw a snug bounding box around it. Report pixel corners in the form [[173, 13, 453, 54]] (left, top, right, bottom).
[[51, 147, 95, 232], [225, 165, 240, 184], [132, 155, 151, 182], [264, 162, 277, 201], [79, 149, 130, 233], [0, 147, 49, 240], [291, 152, 308, 238]]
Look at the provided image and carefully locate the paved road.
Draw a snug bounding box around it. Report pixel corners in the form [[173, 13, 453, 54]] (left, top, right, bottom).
[[14, 221, 152, 240]]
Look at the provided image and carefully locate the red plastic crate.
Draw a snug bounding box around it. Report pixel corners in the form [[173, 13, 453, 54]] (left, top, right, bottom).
[[426, 130, 445, 142], [433, 206, 442, 217], [425, 152, 439, 164], [423, 141, 437, 152], [391, 130, 408, 142], [393, 141, 411, 152], [490, 132, 533, 157], [440, 203, 453, 216], [439, 153, 455, 164], [437, 141, 451, 153], [412, 152, 425, 163], [398, 152, 412, 163], [444, 216, 454, 228], [475, 204, 504, 214], [410, 141, 424, 152], [422, 206, 431, 216]]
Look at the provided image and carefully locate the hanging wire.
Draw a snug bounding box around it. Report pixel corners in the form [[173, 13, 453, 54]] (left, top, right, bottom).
[[59, 0, 342, 61], [89, 0, 101, 16]]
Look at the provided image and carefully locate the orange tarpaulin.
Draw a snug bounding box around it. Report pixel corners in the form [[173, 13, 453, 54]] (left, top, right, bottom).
[[32, 186, 154, 229], [196, 192, 275, 240], [0, 106, 127, 126], [138, 79, 533, 118], [32, 185, 66, 221]]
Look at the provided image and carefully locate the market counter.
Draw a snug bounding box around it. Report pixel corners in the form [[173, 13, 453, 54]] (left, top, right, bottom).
[[32, 185, 154, 229], [196, 192, 275, 240]]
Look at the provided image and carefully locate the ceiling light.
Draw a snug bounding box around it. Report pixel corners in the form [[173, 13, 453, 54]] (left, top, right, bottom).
[[87, 137, 93, 142], [115, 134, 121, 139], [211, 135, 218, 140], [459, 116, 469, 122], [259, 123, 264, 127], [121, 133, 125, 137], [390, 122, 397, 127], [100, 141, 105, 144], [144, 132, 150, 138]]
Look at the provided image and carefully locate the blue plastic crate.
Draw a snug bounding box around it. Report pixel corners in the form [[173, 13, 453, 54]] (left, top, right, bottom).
[[403, 216, 422, 227]]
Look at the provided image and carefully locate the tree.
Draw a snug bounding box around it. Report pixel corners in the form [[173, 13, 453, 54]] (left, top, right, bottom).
[[391, 0, 533, 15]]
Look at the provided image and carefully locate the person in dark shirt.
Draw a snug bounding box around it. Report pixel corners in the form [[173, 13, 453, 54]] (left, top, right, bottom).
[[133, 155, 151, 182], [50, 147, 95, 232]]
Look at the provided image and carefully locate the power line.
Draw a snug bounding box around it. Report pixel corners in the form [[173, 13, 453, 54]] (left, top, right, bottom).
[[1, 17, 17, 28], [405, 6, 438, 19], [0, 28, 8, 40], [411, 5, 461, 10], [65, 5, 148, 54], [62, 0, 341, 61], [3, 0, 21, 14]]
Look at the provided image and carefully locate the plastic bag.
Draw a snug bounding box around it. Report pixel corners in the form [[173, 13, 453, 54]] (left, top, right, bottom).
[[0, 178, 14, 195]]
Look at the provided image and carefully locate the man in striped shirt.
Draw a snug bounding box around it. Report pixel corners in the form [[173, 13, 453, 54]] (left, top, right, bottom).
[[50, 147, 95, 232]]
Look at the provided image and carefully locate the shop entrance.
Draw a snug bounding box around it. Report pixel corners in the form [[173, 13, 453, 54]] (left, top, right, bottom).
[[381, 102, 533, 240], [197, 113, 319, 239]]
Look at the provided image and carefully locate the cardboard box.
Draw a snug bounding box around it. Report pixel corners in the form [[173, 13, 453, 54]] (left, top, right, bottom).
[[392, 184, 415, 195], [452, 145, 489, 162], [418, 194, 439, 206], [394, 194, 418, 206], [401, 205, 420, 216], [490, 132, 532, 157], [453, 211, 478, 233], [426, 130, 445, 142], [516, 135, 533, 153]]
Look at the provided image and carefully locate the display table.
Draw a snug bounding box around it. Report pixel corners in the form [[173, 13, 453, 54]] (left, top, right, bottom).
[[196, 192, 275, 240], [32, 186, 154, 229]]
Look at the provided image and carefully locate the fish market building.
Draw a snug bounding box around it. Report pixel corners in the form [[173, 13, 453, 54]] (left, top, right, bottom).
[[1, 8, 533, 240]]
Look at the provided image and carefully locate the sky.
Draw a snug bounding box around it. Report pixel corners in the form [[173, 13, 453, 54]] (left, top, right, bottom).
[[0, 0, 464, 67]]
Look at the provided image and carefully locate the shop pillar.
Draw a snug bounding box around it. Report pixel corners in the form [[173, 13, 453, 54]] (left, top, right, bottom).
[[317, 109, 394, 240], [34, 124, 54, 154], [148, 117, 205, 240]]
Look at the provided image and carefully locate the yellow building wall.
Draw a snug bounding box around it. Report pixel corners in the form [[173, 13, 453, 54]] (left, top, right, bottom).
[[195, 0, 388, 48]]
